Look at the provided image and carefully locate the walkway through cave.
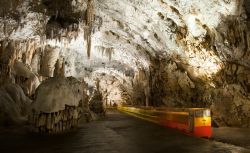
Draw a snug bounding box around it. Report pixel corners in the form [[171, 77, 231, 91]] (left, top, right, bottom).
[[0, 109, 248, 153]]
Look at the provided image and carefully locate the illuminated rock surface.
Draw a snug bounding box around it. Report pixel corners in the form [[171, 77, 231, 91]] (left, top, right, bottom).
[[0, 0, 250, 128], [30, 77, 90, 133]]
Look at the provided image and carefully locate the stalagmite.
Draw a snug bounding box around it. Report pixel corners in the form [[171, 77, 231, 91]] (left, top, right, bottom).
[[29, 77, 90, 133]]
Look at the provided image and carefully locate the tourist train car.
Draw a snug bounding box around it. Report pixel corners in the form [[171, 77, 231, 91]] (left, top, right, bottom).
[[118, 106, 212, 138]]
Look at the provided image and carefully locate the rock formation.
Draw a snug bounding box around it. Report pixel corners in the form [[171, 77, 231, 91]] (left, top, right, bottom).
[[89, 79, 105, 116], [29, 77, 90, 133], [0, 83, 31, 126], [0, 0, 250, 127]]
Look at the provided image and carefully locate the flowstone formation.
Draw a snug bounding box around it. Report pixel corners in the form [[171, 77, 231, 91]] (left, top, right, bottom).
[[29, 77, 90, 133], [0, 84, 31, 126]]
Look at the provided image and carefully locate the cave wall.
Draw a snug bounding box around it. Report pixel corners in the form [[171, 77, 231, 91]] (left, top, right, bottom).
[[148, 13, 250, 127], [1, 0, 250, 127]]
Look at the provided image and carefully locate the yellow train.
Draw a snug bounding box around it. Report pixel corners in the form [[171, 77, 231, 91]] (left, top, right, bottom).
[[118, 106, 212, 138]]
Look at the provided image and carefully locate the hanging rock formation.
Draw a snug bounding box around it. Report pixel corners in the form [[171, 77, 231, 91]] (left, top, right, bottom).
[[0, 0, 250, 128]]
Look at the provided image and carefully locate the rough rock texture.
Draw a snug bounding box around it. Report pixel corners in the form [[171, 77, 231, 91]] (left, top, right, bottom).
[[1, 0, 250, 127], [0, 84, 31, 126], [89, 79, 105, 116], [30, 77, 90, 133], [89, 90, 105, 115]]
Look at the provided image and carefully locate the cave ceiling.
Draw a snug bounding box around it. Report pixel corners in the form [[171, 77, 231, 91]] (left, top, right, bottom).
[[0, 0, 249, 100]]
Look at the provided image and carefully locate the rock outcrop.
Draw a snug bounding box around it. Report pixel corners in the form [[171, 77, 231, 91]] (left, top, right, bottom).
[[0, 84, 31, 126], [30, 77, 90, 133], [1, 0, 250, 127]]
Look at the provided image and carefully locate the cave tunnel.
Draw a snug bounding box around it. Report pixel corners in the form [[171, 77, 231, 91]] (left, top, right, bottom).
[[0, 0, 250, 152]]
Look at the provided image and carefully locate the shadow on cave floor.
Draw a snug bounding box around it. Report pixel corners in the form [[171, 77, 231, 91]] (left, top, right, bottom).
[[212, 127, 250, 149], [0, 110, 249, 153]]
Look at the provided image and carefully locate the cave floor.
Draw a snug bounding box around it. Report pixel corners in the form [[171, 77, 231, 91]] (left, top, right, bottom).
[[0, 110, 249, 153], [212, 127, 250, 149]]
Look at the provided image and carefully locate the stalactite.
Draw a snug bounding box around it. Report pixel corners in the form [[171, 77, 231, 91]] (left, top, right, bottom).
[[0, 41, 3, 58], [51, 30, 54, 39], [54, 58, 65, 77], [41, 35, 46, 53], [85, 0, 94, 58], [3, 21, 7, 35], [105, 48, 114, 61], [60, 58, 65, 77]]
